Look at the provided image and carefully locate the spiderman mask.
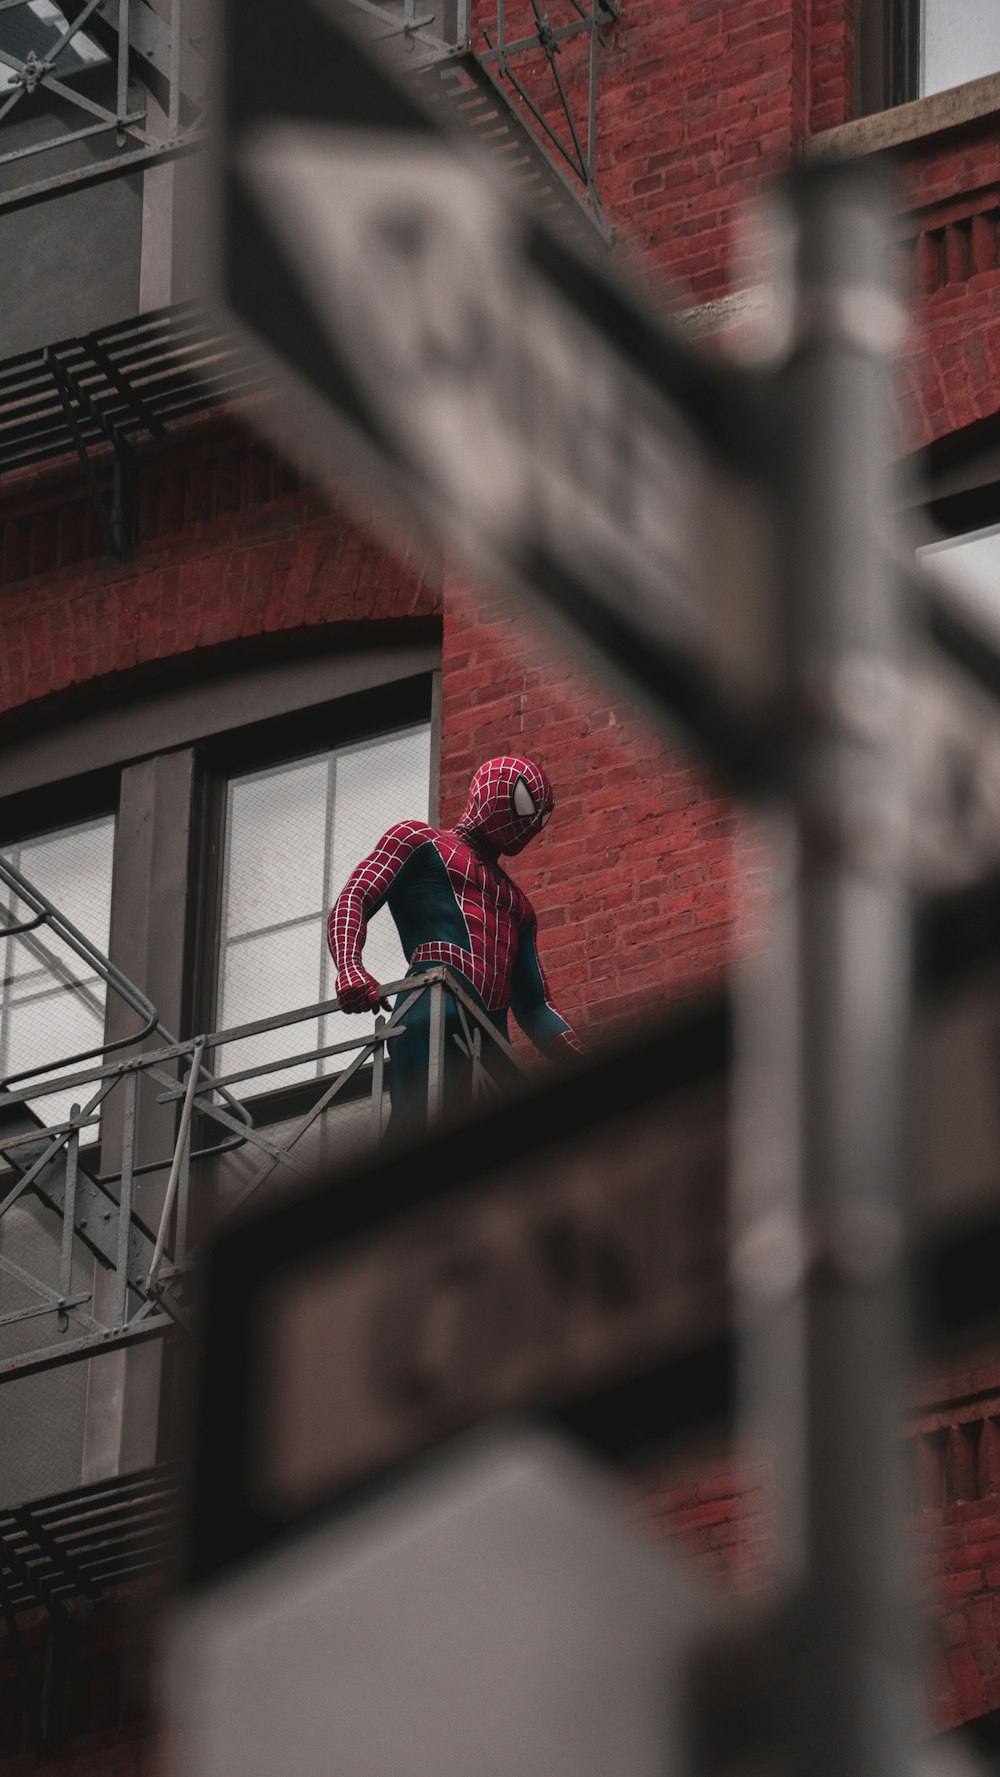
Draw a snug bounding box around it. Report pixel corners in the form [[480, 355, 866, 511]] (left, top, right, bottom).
[[454, 756, 554, 857]]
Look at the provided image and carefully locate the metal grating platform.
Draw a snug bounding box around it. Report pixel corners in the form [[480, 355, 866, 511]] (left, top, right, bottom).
[[0, 1463, 179, 1613], [0, 52, 605, 489], [0, 301, 266, 483]]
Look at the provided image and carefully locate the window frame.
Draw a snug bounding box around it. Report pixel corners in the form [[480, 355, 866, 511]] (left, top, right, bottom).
[[916, 414, 1000, 543], [198, 671, 436, 1126], [857, 0, 1000, 114], [0, 644, 440, 1145], [0, 639, 440, 1480]]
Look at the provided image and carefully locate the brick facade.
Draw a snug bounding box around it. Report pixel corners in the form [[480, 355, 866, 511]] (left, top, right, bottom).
[[3, 0, 1000, 1767], [0, 435, 437, 723], [895, 120, 1000, 449], [440, 577, 735, 1042]]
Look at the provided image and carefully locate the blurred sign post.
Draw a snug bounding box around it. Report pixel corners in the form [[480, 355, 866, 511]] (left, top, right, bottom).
[[171, 2, 1000, 1775], [734, 168, 916, 1777]]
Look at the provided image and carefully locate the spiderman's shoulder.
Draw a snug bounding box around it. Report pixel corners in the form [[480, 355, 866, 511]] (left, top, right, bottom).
[[372, 819, 440, 857], [425, 826, 470, 861]]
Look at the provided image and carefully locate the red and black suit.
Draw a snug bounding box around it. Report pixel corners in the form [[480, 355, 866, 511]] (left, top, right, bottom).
[[328, 755, 580, 1126]]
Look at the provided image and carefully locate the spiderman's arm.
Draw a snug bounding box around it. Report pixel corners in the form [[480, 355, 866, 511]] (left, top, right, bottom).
[[510, 916, 583, 1056], [328, 821, 432, 1013]]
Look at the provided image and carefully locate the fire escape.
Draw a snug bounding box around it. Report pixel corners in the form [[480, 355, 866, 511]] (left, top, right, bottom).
[[0, 853, 527, 1745], [0, 0, 620, 1712], [0, 0, 620, 553], [0, 852, 525, 1378]]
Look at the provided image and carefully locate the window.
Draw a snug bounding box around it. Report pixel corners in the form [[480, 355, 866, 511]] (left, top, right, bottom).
[[0, 813, 116, 1127], [0, 646, 438, 1495], [858, 1, 1000, 115], [919, 522, 1000, 631], [913, 0, 1000, 98], [888, 0, 1000, 106], [216, 720, 433, 1095]]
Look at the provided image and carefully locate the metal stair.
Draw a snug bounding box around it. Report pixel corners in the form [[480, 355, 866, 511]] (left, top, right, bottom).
[[0, 851, 251, 1314]]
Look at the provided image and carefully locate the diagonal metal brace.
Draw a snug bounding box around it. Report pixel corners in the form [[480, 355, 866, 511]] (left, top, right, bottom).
[[0, 1093, 156, 1292]]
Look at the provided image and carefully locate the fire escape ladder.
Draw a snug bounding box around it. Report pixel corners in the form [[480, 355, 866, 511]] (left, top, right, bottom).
[[0, 853, 252, 1315], [0, 1095, 157, 1290]]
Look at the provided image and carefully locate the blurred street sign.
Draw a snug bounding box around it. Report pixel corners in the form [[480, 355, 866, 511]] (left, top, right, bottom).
[[173, 1429, 720, 1777], [217, 0, 779, 794], [183, 998, 735, 1590], [182, 954, 1000, 1597]]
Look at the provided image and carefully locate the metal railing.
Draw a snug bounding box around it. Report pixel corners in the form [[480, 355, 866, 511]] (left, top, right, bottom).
[[0, 0, 459, 214], [478, 0, 619, 205], [0, 966, 526, 1381], [0, 0, 616, 223]]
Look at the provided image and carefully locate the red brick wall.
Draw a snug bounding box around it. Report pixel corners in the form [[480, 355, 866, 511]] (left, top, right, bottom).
[[809, 0, 854, 134], [629, 1366, 1000, 1736], [472, 0, 854, 305], [629, 1447, 776, 1593], [0, 431, 438, 727], [2, 0, 1000, 1760], [909, 1362, 1000, 1731], [893, 123, 1000, 449], [0, 1597, 162, 1777], [440, 577, 735, 1045]]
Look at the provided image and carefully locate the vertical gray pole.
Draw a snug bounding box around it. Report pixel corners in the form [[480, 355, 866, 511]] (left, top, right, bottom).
[[738, 159, 916, 1775], [426, 976, 445, 1125]]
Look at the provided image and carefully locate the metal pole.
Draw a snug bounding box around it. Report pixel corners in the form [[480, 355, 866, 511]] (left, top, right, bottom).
[[58, 1109, 80, 1309], [168, 0, 181, 140], [114, 1069, 137, 1330], [737, 159, 916, 1775], [426, 979, 444, 1125], [116, 0, 129, 133], [148, 1037, 205, 1294], [371, 1013, 386, 1140]]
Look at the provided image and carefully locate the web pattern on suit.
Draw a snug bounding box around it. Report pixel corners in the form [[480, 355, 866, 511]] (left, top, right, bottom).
[[329, 819, 534, 1013]]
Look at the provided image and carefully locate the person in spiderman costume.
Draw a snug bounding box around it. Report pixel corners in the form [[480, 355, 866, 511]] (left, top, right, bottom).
[[328, 755, 582, 1130]]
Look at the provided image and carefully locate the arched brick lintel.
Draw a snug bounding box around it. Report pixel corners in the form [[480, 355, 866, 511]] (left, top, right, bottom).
[[0, 505, 441, 729]]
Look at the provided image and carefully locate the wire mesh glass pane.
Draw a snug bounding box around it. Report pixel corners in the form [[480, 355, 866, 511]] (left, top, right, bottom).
[[5, 992, 107, 1129], [223, 757, 330, 937], [217, 923, 329, 1091], [920, 0, 1000, 95], [919, 525, 1000, 637], [0, 815, 115, 1128], [216, 721, 432, 1095]]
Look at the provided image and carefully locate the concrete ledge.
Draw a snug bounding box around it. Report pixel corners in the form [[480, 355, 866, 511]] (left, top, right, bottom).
[[674, 285, 769, 339], [807, 70, 1000, 161]]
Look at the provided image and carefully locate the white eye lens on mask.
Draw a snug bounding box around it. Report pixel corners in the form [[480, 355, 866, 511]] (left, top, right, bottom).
[[512, 776, 536, 819]]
